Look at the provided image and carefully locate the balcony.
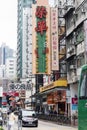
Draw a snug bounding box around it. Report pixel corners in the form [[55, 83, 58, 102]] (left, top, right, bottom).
[[66, 46, 76, 59], [70, 65, 76, 70], [63, 2, 75, 17], [67, 72, 78, 84]]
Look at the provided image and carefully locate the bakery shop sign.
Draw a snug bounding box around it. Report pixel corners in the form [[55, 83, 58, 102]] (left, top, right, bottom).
[[35, 6, 48, 35]]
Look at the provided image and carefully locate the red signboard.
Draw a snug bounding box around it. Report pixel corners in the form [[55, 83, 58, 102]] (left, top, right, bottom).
[[35, 20, 48, 35], [35, 6, 48, 35], [35, 6, 47, 18], [72, 98, 78, 104], [3, 92, 7, 96], [3, 92, 19, 97], [8, 91, 19, 97], [2, 102, 7, 105]]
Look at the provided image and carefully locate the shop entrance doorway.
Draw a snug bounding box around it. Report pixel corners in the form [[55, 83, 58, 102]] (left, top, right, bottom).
[[58, 102, 65, 115]]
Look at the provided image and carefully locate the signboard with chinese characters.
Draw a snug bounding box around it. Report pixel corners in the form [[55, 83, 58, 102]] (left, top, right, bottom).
[[51, 8, 59, 70], [9, 83, 32, 91], [32, 4, 51, 74], [47, 90, 66, 104]]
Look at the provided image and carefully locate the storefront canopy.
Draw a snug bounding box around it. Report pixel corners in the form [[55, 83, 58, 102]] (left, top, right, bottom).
[[40, 78, 68, 93]]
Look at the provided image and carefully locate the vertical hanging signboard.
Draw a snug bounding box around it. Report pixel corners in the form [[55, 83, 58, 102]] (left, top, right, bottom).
[[32, 4, 51, 74], [51, 8, 59, 70]]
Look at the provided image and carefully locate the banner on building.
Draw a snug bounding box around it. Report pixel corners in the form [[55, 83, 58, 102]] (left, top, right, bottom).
[[51, 8, 59, 70]]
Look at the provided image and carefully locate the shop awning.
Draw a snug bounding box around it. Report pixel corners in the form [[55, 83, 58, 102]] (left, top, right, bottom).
[[40, 78, 68, 93], [40, 87, 68, 95]]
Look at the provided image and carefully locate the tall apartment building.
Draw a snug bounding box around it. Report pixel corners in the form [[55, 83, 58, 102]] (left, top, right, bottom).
[[0, 43, 16, 78], [46, 0, 86, 117], [64, 0, 87, 115], [17, 0, 36, 108], [0, 43, 14, 65], [0, 43, 17, 93], [17, 0, 36, 80]]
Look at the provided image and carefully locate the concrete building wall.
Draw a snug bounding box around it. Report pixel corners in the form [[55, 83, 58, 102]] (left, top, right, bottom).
[[65, 0, 87, 116], [75, 0, 84, 7]]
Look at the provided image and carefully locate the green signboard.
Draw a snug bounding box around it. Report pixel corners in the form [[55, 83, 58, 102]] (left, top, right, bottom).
[[35, 6, 48, 73]]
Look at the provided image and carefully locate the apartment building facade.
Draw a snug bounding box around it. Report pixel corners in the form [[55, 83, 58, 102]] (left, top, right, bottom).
[[17, 0, 87, 115], [64, 0, 87, 115]]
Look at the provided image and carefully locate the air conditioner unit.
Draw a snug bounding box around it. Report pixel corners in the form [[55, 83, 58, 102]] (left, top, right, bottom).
[[73, 65, 76, 68], [81, 8, 86, 13], [67, 48, 69, 52], [59, 0, 62, 6], [73, 11, 78, 15], [59, 20, 61, 26], [70, 65, 73, 69], [63, 2, 67, 7], [70, 65, 76, 69], [73, 76, 78, 82]]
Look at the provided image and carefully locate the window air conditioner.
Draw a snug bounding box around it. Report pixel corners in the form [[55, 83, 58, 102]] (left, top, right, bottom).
[[70, 65, 76, 69], [81, 8, 86, 13]]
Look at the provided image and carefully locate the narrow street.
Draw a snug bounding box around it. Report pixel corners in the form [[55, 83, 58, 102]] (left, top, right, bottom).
[[3, 120, 78, 130]]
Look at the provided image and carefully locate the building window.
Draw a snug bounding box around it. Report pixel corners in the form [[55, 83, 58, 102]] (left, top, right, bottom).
[[76, 26, 84, 44], [9, 71, 14, 73], [77, 54, 85, 68], [9, 68, 14, 70]]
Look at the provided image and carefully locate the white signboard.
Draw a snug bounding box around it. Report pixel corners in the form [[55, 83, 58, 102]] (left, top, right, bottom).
[[51, 8, 59, 70], [0, 87, 3, 97], [9, 83, 32, 91]]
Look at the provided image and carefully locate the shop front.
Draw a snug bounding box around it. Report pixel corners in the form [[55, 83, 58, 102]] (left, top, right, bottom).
[[40, 78, 67, 114], [47, 90, 66, 114]]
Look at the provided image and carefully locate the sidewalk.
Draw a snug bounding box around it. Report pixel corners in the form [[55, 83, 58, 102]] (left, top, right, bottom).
[[3, 123, 18, 130], [39, 120, 78, 130], [2, 115, 18, 130], [3, 121, 78, 130], [57, 125, 78, 130], [39, 119, 78, 128]]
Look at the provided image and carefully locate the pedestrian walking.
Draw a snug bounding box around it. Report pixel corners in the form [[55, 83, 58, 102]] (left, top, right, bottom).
[[8, 109, 16, 130]]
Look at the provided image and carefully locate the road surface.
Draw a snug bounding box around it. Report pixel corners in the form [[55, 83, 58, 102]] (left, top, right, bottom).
[[3, 120, 78, 130]]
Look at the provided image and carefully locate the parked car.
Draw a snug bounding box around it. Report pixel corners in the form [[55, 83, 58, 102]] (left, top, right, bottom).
[[18, 109, 38, 127]]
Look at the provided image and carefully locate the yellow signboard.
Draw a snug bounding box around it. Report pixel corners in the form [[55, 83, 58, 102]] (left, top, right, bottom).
[[40, 78, 67, 92]]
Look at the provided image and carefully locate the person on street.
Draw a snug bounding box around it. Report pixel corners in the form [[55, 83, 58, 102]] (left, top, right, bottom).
[[53, 110, 57, 114], [8, 109, 16, 130]]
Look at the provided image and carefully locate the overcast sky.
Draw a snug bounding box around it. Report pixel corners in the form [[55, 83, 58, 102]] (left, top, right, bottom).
[[0, 0, 55, 50], [0, 0, 17, 50]]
